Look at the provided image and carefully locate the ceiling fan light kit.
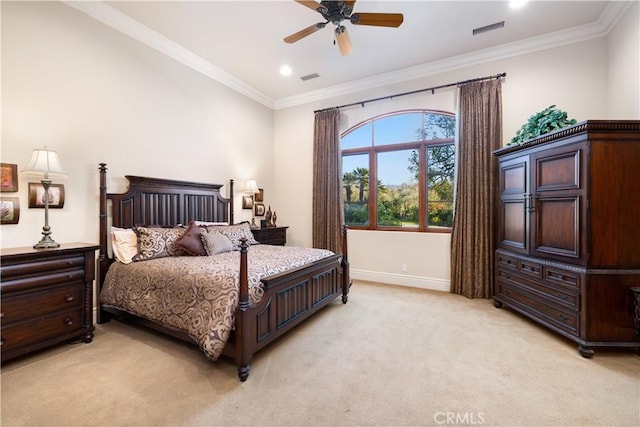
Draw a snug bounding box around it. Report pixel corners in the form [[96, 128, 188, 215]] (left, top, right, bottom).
[[284, 0, 404, 56], [334, 25, 352, 56]]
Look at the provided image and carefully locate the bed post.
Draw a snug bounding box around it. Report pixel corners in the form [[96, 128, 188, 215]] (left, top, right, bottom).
[[229, 179, 234, 224], [341, 225, 350, 304], [234, 238, 251, 381], [97, 163, 111, 323]]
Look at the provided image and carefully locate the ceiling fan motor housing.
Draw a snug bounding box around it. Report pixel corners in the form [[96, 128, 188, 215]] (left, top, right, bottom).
[[319, 1, 354, 25]]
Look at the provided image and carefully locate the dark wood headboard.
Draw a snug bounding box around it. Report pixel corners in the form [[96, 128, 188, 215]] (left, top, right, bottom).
[[97, 163, 234, 286]]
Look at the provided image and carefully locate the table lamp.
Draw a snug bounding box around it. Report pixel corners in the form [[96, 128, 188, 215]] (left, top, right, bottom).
[[22, 147, 67, 248]]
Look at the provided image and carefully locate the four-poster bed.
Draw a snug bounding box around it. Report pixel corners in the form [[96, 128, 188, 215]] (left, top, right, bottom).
[[96, 163, 350, 381]]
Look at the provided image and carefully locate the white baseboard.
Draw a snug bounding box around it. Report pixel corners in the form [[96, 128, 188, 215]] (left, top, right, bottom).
[[350, 269, 450, 292]]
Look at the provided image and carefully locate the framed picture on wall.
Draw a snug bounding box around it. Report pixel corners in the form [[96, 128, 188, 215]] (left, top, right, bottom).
[[254, 203, 265, 216], [255, 188, 264, 202], [28, 182, 65, 208], [1, 163, 18, 192], [1, 197, 20, 224]]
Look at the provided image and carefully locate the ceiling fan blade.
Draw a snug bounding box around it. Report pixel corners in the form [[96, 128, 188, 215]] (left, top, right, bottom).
[[350, 12, 404, 28], [335, 26, 353, 56], [284, 23, 325, 44], [344, 1, 357, 10], [295, 0, 324, 12]]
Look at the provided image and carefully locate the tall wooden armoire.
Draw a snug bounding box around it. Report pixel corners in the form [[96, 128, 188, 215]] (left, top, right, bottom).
[[493, 120, 640, 357]]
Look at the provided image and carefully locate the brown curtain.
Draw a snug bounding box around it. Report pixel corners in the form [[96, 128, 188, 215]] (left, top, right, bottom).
[[450, 79, 502, 298], [312, 108, 343, 253]]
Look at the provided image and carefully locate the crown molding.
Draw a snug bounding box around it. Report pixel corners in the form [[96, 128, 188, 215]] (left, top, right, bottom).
[[64, 1, 633, 112], [274, 1, 634, 109], [64, 1, 275, 109]]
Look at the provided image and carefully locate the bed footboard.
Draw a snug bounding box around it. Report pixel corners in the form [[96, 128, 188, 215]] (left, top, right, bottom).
[[228, 227, 350, 381]]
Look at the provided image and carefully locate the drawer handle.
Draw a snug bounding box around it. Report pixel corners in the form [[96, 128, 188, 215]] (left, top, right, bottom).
[[65, 294, 74, 302], [550, 272, 571, 282], [558, 314, 569, 321], [1, 338, 4, 346], [64, 317, 74, 327]]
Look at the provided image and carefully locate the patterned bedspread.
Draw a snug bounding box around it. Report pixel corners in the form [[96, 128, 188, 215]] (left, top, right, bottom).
[[100, 245, 334, 360]]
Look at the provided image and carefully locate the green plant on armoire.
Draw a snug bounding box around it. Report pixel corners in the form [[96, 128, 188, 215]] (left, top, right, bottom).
[[509, 105, 577, 146]]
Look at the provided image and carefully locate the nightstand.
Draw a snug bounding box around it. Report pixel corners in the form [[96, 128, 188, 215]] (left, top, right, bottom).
[[251, 226, 288, 246], [0, 243, 99, 363]]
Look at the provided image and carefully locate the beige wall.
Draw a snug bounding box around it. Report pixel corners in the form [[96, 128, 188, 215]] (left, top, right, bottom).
[[274, 7, 639, 290], [606, 1, 640, 118], [1, 1, 274, 249]]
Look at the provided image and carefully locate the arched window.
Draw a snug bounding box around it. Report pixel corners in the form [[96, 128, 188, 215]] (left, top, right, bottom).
[[342, 110, 455, 232]]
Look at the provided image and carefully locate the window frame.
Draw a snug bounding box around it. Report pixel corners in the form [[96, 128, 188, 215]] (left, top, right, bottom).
[[341, 109, 455, 233]]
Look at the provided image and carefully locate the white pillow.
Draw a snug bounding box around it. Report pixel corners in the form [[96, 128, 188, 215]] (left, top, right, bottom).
[[111, 227, 138, 264]]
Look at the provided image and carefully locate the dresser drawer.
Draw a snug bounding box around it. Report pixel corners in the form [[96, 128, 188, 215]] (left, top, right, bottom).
[[518, 258, 543, 279], [497, 267, 579, 311], [497, 281, 579, 336], [544, 266, 580, 289], [1, 308, 84, 352], [496, 251, 518, 271], [1, 283, 83, 323], [1, 256, 85, 280], [1, 269, 86, 293]]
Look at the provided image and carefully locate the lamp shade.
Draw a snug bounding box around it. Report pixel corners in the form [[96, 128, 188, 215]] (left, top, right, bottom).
[[246, 179, 259, 194], [22, 148, 67, 179]]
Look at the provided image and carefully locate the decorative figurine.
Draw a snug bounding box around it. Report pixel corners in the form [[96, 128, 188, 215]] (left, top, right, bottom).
[[265, 205, 272, 227]]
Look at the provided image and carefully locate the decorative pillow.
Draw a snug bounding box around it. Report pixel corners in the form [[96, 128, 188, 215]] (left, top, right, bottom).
[[201, 232, 234, 256], [111, 227, 138, 264], [133, 226, 187, 262], [175, 221, 207, 256], [203, 221, 258, 250]]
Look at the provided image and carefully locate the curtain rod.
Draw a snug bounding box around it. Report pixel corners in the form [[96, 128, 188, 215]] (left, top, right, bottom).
[[314, 72, 506, 114]]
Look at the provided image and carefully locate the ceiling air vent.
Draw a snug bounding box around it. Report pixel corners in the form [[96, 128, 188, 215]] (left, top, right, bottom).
[[300, 73, 320, 82], [472, 20, 505, 35]]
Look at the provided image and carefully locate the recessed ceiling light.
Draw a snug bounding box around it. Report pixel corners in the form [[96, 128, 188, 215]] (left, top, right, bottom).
[[280, 65, 292, 76], [510, 0, 528, 8]]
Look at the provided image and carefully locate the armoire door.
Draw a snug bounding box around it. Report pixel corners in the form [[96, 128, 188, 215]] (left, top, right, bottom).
[[530, 143, 586, 265], [498, 155, 529, 255]]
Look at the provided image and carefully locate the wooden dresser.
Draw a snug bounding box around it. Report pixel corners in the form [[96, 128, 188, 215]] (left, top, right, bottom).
[[251, 226, 288, 246], [0, 243, 99, 363], [493, 120, 640, 357]]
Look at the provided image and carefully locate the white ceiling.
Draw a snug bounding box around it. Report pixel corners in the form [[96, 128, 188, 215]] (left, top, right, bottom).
[[67, 1, 628, 109]]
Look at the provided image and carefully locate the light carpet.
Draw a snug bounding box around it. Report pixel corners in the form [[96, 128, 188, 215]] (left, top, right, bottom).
[[1, 281, 639, 426]]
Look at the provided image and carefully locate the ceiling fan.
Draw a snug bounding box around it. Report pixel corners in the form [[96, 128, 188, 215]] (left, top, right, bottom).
[[283, 0, 404, 56]]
